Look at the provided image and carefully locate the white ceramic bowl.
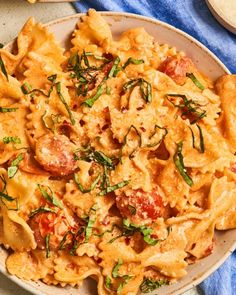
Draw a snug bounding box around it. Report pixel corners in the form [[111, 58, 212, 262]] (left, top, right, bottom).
[[1, 11, 235, 295]]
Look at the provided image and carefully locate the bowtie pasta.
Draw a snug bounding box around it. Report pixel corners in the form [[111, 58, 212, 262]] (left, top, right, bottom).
[[0, 9, 235, 295]]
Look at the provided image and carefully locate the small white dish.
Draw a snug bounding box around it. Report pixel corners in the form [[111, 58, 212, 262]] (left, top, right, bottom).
[[1, 11, 235, 295], [206, 0, 236, 34]]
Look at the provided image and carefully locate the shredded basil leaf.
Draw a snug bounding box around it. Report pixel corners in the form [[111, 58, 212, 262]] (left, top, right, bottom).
[[140, 278, 169, 293], [0, 55, 8, 81], [123, 78, 152, 103], [121, 125, 142, 160], [8, 153, 24, 178], [112, 259, 134, 293], [75, 147, 115, 170], [0, 107, 18, 113], [0, 192, 19, 211], [56, 82, 75, 125], [21, 82, 32, 95], [108, 57, 121, 78], [105, 275, 112, 289], [106, 85, 111, 95], [3, 136, 21, 144], [74, 173, 101, 193], [82, 84, 103, 107], [29, 207, 56, 218], [59, 231, 73, 250], [84, 205, 97, 242], [189, 124, 205, 153], [41, 111, 61, 133], [117, 275, 133, 294], [0, 174, 19, 210], [123, 219, 158, 246], [128, 205, 136, 215], [173, 141, 193, 186], [186, 73, 205, 90], [69, 239, 79, 256], [98, 180, 129, 196], [85, 52, 109, 62], [45, 234, 51, 258], [0, 43, 4, 48], [123, 57, 144, 69], [38, 184, 63, 209], [165, 94, 206, 124], [112, 258, 123, 278], [197, 124, 205, 153], [146, 125, 168, 148]]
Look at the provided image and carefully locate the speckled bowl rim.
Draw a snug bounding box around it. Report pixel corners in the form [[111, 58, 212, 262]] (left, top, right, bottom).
[[0, 11, 235, 295]]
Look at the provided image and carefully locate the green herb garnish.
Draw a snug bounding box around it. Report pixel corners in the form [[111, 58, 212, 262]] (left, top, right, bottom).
[[0, 191, 19, 210], [84, 52, 109, 62], [123, 78, 152, 103], [108, 57, 121, 78], [117, 275, 133, 294], [112, 259, 134, 293], [197, 124, 205, 153], [56, 82, 75, 125], [189, 124, 205, 153], [106, 85, 111, 95], [0, 107, 18, 113], [74, 173, 101, 193], [173, 141, 193, 186], [82, 83, 103, 107], [38, 184, 63, 209], [105, 276, 112, 289], [186, 73, 205, 90], [140, 278, 169, 293], [112, 258, 123, 278], [84, 205, 97, 242], [146, 125, 168, 148], [29, 207, 56, 218], [21, 82, 32, 95], [74, 147, 114, 170], [3, 136, 21, 145], [123, 57, 144, 69], [0, 44, 4, 48], [41, 111, 61, 133], [45, 234, 51, 258], [165, 94, 206, 124], [8, 153, 24, 178], [121, 125, 142, 160], [128, 205, 136, 215], [122, 219, 158, 246], [0, 56, 8, 81], [98, 180, 129, 196]]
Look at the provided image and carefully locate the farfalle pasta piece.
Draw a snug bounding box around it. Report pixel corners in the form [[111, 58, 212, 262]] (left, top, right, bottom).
[[215, 75, 236, 150], [54, 253, 101, 285], [6, 250, 55, 280], [71, 9, 112, 52], [0, 18, 65, 76], [1, 208, 36, 251]]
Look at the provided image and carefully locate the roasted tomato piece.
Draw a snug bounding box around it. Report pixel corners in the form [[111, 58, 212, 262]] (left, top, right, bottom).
[[19, 152, 49, 175], [28, 212, 74, 250], [35, 134, 76, 176], [116, 187, 166, 224], [158, 56, 193, 85]]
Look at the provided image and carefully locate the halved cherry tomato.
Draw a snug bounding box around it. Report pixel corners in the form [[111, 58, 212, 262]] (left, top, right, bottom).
[[35, 134, 76, 176], [116, 187, 165, 224], [158, 56, 193, 85], [28, 212, 73, 250]]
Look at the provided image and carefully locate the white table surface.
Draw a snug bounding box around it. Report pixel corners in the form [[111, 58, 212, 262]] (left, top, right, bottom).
[[0, 1, 201, 294]]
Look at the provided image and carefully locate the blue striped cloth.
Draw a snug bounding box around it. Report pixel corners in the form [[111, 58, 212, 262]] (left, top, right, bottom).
[[73, 1, 236, 294]]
